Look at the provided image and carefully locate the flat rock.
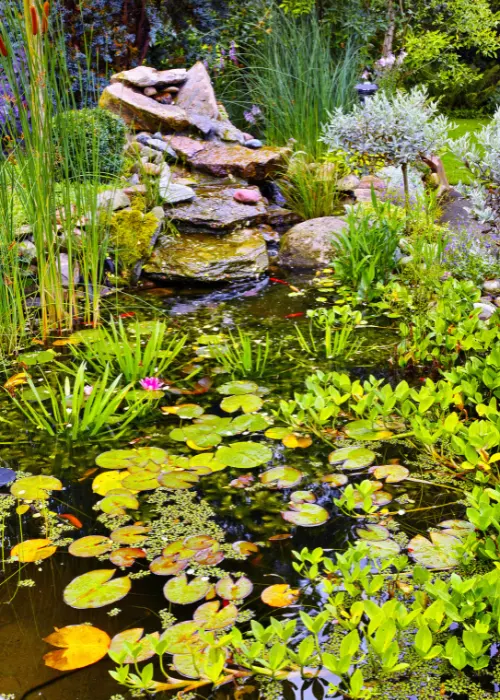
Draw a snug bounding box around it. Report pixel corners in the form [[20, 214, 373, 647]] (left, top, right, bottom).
[[175, 62, 219, 135], [144, 228, 269, 282], [279, 217, 347, 269], [99, 82, 190, 133], [168, 185, 268, 233], [170, 135, 287, 180], [111, 66, 188, 88], [97, 189, 131, 211], [160, 182, 197, 205]]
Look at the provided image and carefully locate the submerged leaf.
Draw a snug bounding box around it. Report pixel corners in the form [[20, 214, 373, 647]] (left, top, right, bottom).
[[343, 420, 394, 441], [43, 624, 110, 671], [63, 569, 131, 609]]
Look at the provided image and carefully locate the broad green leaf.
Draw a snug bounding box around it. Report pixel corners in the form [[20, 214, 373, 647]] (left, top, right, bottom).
[[193, 601, 238, 630], [343, 420, 394, 441], [63, 569, 131, 609], [68, 536, 112, 558], [281, 503, 329, 527], [408, 532, 461, 570], [217, 381, 259, 396], [159, 621, 203, 654], [92, 470, 130, 496], [321, 473, 349, 486], [162, 404, 205, 419], [98, 489, 139, 515], [216, 442, 272, 469], [163, 574, 210, 604], [328, 446, 376, 470], [18, 349, 57, 366], [158, 471, 200, 489], [220, 394, 263, 414], [96, 447, 168, 470], [370, 464, 409, 483], [11, 475, 62, 500], [109, 628, 159, 664], [264, 427, 290, 439], [356, 524, 390, 541], [260, 466, 303, 489], [290, 491, 316, 504], [216, 576, 253, 601], [121, 470, 160, 491]]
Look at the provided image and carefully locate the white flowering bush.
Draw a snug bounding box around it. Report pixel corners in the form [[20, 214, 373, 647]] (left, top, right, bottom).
[[451, 109, 500, 230], [321, 87, 451, 206]]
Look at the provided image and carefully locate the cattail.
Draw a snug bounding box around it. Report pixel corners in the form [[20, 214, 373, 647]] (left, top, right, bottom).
[[30, 6, 39, 36], [42, 2, 49, 33], [43, 1, 50, 16], [0, 36, 7, 58]]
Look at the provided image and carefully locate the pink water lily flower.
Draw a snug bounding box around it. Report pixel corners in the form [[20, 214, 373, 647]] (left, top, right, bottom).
[[140, 377, 165, 392]]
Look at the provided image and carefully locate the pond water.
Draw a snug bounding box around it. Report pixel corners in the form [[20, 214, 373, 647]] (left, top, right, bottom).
[[0, 272, 462, 700]]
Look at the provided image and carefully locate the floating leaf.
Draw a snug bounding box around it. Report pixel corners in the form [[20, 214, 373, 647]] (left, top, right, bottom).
[[225, 413, 270, 434], [261, 584, 299, 607], [99, 489, 139, 515], [158, 471, 200, 489], [43, 624, 111, 671], [438, 520, 474, 532], [328, 447, 376, 470], [68, 536, 112, 558], [20, 386, 53, 402], [356, 524, 390, 541], [122, 470, 159, 491], [0, 467, 16, 487], [110, 525, 150, 546], [173, 653, 209, 680], [282, 434, 312, 449], [218, 381, 259, 396], [18, 349, 56, 366], [96, 447, 168, 471], [170, 424, 222, 448], [282, 503, 329, 527], [159, 621, 203, 654], [11, 539, 56, 562], [216, 576, 253, 601], [370, 464, 409, 483], [352, 489, 392, 509], [193, 601, 238, 630], [216, 442, 272, 469], [163, 574, 211, 604], [162, 404, 205, 419], [290, 491, 316, 504], [11, 475, 62, 500], [92, 470, 130, 496], [232, 541, 259, 556], [368, 539, 401, 557], [321, 473, 348, 487], [184, 535, 218, 551], [63, 569, 131, 609], [230, 474, 255, 488], [189, 453, 226, 473], [150, 555, 190, 577], [265, 427, 290, 440], [220, 394, 263, 414], [109, 628, 159, 663], [408, 532, 461, 569], [110, 548, 147, 568], [194, 548, 224, 566], [343, 420, 394, 441], [260, 466, 302, 489]]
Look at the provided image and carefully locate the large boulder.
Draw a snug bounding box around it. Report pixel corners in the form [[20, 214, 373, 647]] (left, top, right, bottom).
[[278, 217, 347, 269], [99, 82, 190, 132], [170, 135, 287, 180], [175, 62, 219, 135], [111, 66, 188, 88], [144, 228, 269, 282]]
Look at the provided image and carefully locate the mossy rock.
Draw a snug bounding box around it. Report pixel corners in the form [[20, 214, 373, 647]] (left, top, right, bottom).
[[109, 208, 162, 273]]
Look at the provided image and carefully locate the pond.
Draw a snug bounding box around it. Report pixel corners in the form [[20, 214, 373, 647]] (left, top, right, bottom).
[[0, 272, 466, 700]]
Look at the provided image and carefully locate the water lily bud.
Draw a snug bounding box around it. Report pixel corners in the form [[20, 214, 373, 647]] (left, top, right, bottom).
[[30, 6, 39, 36]]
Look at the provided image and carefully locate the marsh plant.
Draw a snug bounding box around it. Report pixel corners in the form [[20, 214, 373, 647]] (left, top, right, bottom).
[[295, 305, 363, 360], [212, 329, 271, 378], [322, 86, 451, 209], [278, 153, 344, 220]]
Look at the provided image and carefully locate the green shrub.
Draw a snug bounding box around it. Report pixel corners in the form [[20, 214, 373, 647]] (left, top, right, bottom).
[[52, 108, 127, 180]]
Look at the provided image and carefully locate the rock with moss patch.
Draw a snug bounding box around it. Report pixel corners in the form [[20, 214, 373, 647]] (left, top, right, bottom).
[[144, 228, 269, 282], [109, 208, 163, 279]]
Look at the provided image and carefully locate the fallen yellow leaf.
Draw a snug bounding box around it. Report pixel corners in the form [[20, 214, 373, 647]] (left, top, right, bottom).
[[43, 624, 111, 670], [4, 372, 28, 389], [261, 583, 299, 607], [282, 434, 312, 449], [11, 539, 56, 562]]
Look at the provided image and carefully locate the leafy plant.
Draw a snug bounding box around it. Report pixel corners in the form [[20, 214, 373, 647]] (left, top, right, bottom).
[[295, 305, 363, 359], [278, 153, 344, 219], [212, 329, 271, 378]]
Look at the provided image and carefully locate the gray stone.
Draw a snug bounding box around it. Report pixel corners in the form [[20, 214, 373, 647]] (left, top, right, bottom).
[[338, 174, 360, 191], [144, 87, 157, 97], [140, 146, 163, 164], [245, 139, 263, 149], [153, 132, 164, 141], [147, 138, 170, 153], [159, 183, 197, 205], [18, 240, 36, 261], [144, 227, 268, 282], [111, 66, 188, 88], [150, 206, 165, 221], [159, 164, 172, 190], [59, 253, 80, 288], [136, 132, 153, 145], [474, 301, 497, 320], [175, 62, 219, 135], [279, 217, 347, 269], [97, 189, 131, 211], [483, 279, 500, 294]]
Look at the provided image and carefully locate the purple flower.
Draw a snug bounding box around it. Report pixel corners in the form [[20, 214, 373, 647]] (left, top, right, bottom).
[[140, 377, 165, 392], [229, 41, 237, 64], [244, 110, 256, 125]]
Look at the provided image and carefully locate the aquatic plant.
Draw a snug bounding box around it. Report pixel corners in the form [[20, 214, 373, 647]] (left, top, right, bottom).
[[278, 153, 344, 220], [294, 305, 363, 360], [212, 329, 271, 378]]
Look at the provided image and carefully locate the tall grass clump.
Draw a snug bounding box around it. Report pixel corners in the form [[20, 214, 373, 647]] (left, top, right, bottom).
[[244, 7, 358, 159], [0, 1, 121, 343]]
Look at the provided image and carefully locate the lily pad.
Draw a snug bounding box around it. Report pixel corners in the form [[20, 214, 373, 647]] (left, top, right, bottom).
[[163, 574, 211, 605], [232, 541, 259, 557], [18, 349, 57, 366], [193, 601, 238, 630], [352, 489, 392, 509], [162, 404, 205, 419], [216, 442, 272, 469], [110, 548, 147, 568], [184, 535, 218, 551], [220, 394, 263, 414], [150, 555, 190, 577], [159, 621, 203, 654], [43, 624, 111, 671], [438, 520, 475, 532], [216, 576, 253, 601], [321, 473, 349, 487], [260, 466, 303, 489], [370, 464, 409, 483], [68, 536, 112, 558], [121, 470, 159, 491], [11, 538, 57, 562], [225, 413, 270, 434], [92, 470, 130, 496], [189, 453, 226, 473], [158, 471, 200, 489], [290, 491, 316, 504], [96, 447, 168, 471], [328, 447, 376, 470], [264, 427, 291, 440], [282, 434, 312, 449], [356, 524, 390, 541], [218, 381, 259, 396], [173, 653, 209, 680], [11, 475, 62, 500], [408, 532, 461, 569], [109, 628, 159, 664], [110, 525, 150, 546], [20, 386, 53, 402], [343, 420, 394, 441], [0, 467, 16, 487], [63, 569, 131, 609], [194, 548, 224, 565], [261, 583, 299, 607], [368, 539, 401, 557], [281, 503, 329, 527], [170, 424, 223, 448], [99, 489, 139, 515]]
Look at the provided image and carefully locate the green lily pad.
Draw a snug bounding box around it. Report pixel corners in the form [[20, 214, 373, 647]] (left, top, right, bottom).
[[216, 576, 253, 601], [193, 601, 238, 630], [281, 503, 329, 527], [216, 442, 273, 469], [344, 420, 394, 441], [438, 520, 474, 532], [265, 427, 292, 440], [260, 467, 303, 489], [173, 653, 209, 680], [18, 349, 57, 366], [11, 475, 63, 500], [220, 394, 264, 414], [109, 628, 159, 664], [68, 536, 113, 558], [99, 489, 139, 515], [356, 524, 390, 541], [163, 574, 211, 604], [96, 447, 168, 470], [158, 471, 200, 489], [290, 491, 316, 504], [361, 538, 401, 557], [159, 621, 203, 654], [217, 381, 259, 396], [408, 532, 461, 569], [20, 386, 53, 402], [328, 446, 376, 470], [63, 569, 131, 609], [69, 328, 106, 343], [370, 464, 409, 483], [189, 453, 226, 473], [352, 489, 392, 509], [110, 525, 150, 546], [170, 424, 222, 448], [321, 473, 349, 487], [163, 404, 205, 419], [121, 470, 160, 491]]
